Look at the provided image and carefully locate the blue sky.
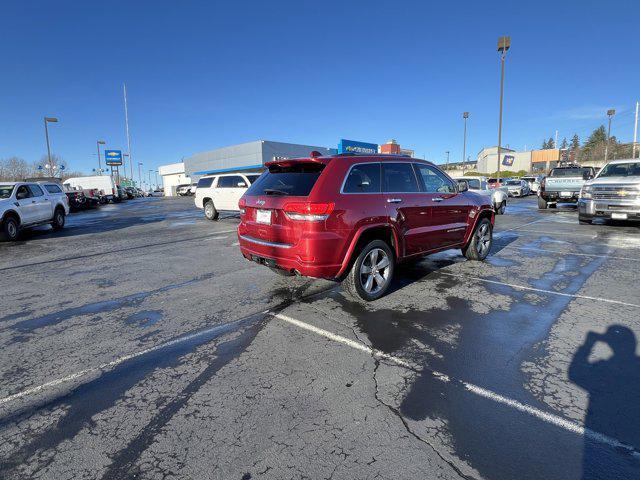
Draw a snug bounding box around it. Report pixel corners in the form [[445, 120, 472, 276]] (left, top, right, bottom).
[[1, 0, 639, 175]]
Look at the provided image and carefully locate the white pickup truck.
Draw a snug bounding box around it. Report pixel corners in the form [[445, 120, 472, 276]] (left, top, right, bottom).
[[0, 182, 70, 241]]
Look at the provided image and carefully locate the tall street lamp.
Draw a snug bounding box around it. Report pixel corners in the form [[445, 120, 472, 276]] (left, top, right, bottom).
[[497, 36, 510, 180], [96, 140, 106, 174], [122, 153, 130, 182], [445, 151, 450, 170], [155, 170, 159, 189], [44, 117, 59, 167], [604, 109, 616, 162], [149, 169, 154, 189], [462, 112, 469, 172], [138, 162, 143, 188]]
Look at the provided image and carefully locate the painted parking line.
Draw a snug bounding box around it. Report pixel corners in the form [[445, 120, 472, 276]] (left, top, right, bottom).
[[497, 244, 640, 262], [438, 272, 640, 308], [498, 218, 547, 232], [274, 312, 640, 459]]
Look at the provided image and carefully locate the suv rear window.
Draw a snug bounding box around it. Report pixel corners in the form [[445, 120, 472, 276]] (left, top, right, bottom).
[[197, 177, 214, 188], [246, 163, 324, 197], [343, 164, 381, 193], [549, 168, 591, 177]]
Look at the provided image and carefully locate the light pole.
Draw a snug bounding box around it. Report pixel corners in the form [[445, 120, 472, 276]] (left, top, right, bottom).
[[462, 112, 469, 172], [497, 36, 510, 181], [604, 109, 616, 162], [122, 153, 130, 182], [44, 117, 58, 167], [138, 162, 143, 188], [149, 169, 154, 189], [445, 151, 450, 170], [96, 140, 106, 174]]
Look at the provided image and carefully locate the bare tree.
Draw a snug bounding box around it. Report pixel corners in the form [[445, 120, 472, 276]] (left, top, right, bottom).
[[0, 157, 31, 181]]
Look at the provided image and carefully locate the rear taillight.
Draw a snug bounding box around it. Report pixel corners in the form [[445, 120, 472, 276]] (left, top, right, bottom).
[[283, 202, 334, 221], [238, 198, 246, 215]]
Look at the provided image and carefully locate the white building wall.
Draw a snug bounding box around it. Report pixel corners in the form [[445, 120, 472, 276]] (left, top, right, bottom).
[[159, 162, 191, 196]]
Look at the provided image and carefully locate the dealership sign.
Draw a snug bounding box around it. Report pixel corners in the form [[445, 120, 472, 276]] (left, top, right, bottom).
[[502, 155, 515, 167], [338, 139, 378, 155], [104, 150, 123, 166]]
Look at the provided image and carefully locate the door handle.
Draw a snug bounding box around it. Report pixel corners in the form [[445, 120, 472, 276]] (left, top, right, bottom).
[[386, 198, 402, 203], [432, 197, 444, 202]]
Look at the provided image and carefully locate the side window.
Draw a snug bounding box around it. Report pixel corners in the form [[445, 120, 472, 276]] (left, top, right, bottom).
[[382, 163, 419, 193], [217, 175, 245, 188], [343, 163, 381, 193], [246, 174, 261, 184], [414, 164, 456, 193], [196, 177, 214, 188], [28, 185, 44, 197], [16, 185, 32, 199], [45, 184, 62, 194], [466, 179, 480, 189]]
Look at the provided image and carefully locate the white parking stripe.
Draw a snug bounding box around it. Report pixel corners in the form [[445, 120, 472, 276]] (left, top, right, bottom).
[[500, 245, 640, 262], [274, 313, 640, 459], [499, 218, 547, 232], [514, 229, 599, 238], [438, 272, 640, 308]]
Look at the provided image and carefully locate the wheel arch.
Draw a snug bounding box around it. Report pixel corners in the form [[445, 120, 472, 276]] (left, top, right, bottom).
[[2, 209, 21, 226], [335, 223, 400, 279], [463, 207, 494, 246]]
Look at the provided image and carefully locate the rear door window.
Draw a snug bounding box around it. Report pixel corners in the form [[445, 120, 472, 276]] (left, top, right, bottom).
[[382, 163, 419, 193], [343, 163, 381, 193], [196, 177, 214, 188], [217, 175, 245, 188], [45, 184, 63, 194], [413, 164, 455, 193], [28, 184, 44, 197], [246, 163, 325, 197]]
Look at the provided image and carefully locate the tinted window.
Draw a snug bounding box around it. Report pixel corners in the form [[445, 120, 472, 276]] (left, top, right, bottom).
[[382, 163, 419, 193], [217, 175, 245, 188], [246, 175, 261, 184], [28, 185, 44, 197], [196, 177, 214, 188], [246, 163, 324, 197], [598, 162, 640, 177], [466, 179, 480, 189], [549, 167, 591, 177], [0, 185, 15, 199], [16, 185, 32, 199], [414, 164, 455, 193], [45, 184, 63, 194], [343, 163, 381, 193], [487, 178, 498, 184]]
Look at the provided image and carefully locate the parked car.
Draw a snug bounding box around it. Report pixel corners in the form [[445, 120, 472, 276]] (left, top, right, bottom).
[[521, 175, 544, 194], [177, 183, 197, 196], [538, 164, 596, 209], [195, 173, 262, 220], [487, 177, 511, 189], [148, 189, 164, 197], [123, 187, 137, 199], [578, 159, 640, 224], [452, 176, 508, 214], [64, 176, 118, 203], [237, 153, 495, 301], [0, 182, 70, 241], [63, 184, 88, 211], [504, 179, 530, 197]]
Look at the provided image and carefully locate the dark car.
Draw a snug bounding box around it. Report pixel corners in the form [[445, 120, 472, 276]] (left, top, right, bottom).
[[237, 153, 495, 301]]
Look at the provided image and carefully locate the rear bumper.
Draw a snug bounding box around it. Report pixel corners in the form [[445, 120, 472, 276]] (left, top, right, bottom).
[[540, 191, 580, 202], [578, 199, 640, 220], [237, 230, 344, 279]]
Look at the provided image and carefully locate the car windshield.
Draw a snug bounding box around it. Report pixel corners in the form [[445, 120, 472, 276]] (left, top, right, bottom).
[[549, 167, 590, 177], [598, 162, 640, 178], [506, 180, 521, 185], [0, 185, 15, 199], [487, 178, 498, 184], [246, 163, 324, 196], [521, 177, 535, 182]]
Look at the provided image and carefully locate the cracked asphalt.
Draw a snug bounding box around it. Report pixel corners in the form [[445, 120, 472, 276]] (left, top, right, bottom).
[[1, 195, 639, 479]]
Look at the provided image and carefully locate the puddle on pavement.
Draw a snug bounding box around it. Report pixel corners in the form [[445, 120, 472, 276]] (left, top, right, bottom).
[[124, 310, 163, 328]]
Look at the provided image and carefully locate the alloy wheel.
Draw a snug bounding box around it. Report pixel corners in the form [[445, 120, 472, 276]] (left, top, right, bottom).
[[476, 222, 492, 257], [360, 248, 391, 294]]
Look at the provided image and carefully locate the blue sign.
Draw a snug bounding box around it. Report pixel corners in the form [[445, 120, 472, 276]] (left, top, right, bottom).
[[338, 139, 378, 155], [104, 149, 123, 166], [502, 155, 515, 167]]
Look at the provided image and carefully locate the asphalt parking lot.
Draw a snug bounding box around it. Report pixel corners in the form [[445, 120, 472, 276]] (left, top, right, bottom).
[[1, 196, 639, 480]]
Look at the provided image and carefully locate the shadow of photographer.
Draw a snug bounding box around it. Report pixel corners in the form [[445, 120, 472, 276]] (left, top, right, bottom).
[[569, 325, 640, 479]]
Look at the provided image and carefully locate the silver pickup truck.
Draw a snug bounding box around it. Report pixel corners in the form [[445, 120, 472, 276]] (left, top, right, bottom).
[[578, 159, 640, 224], [538, 165, 596, 209]]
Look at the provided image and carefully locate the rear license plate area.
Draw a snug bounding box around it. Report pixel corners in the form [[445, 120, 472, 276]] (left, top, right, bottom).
[[560, 191, 572, 198], [250, 255, 277, 268], [256, 209, 272, 224]]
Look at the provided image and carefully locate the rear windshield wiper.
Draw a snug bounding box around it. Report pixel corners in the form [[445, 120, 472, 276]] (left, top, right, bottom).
[[263, 188, 289, 195]]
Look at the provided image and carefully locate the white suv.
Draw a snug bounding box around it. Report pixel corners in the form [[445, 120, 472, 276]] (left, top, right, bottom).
[[0, 182, 70, 241], [194, 172, 261, 220]]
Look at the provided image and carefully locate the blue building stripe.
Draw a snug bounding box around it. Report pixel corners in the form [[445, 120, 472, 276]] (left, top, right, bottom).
[[193, 164, 264, 175]]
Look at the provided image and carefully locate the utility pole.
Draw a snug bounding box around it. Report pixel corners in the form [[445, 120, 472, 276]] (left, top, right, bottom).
[[445, 151, 450, 170], [138, 162, 143, 188], [604, 109, 615, 162], [555, 130, 558, 149], [633, 101, 639, 159], [462, 112, 469, 172], [96, 140, 106, 174], [123, 83, 134, 181], [44, 117, 58, 168], [149, 169, 153, 189], [496, 36, 510, 181]]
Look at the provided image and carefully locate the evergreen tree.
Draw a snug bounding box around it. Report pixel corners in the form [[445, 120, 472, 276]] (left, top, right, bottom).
[[571, 134, 580, 150], [560, 137, 568, 149], [584, 125, 607, 149], [547, 137, 555, 149], [541, 139, 549, 149]]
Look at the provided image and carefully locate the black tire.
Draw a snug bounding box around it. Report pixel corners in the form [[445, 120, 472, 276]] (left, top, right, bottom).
[[51, 208, 66, 230], [578, 215, 592, 225], [1, 215, 20, 241], [204, 200, 219, 221], [344, 239, 395, 301], [537, 196, 547, 209], [463, 217, 493, 261], [495, 200, 506, 215]]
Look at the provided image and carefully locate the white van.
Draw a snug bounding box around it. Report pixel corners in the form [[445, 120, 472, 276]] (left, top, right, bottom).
[[194, 172, 261, 220], [64, 176, 118, 203]]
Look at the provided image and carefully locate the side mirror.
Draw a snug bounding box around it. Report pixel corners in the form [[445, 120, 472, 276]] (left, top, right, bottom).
[[457, 180, 469, 192]]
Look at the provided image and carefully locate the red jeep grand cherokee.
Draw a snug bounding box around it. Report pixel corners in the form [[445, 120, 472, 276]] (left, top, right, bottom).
[[237, 152, 494, 301]]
